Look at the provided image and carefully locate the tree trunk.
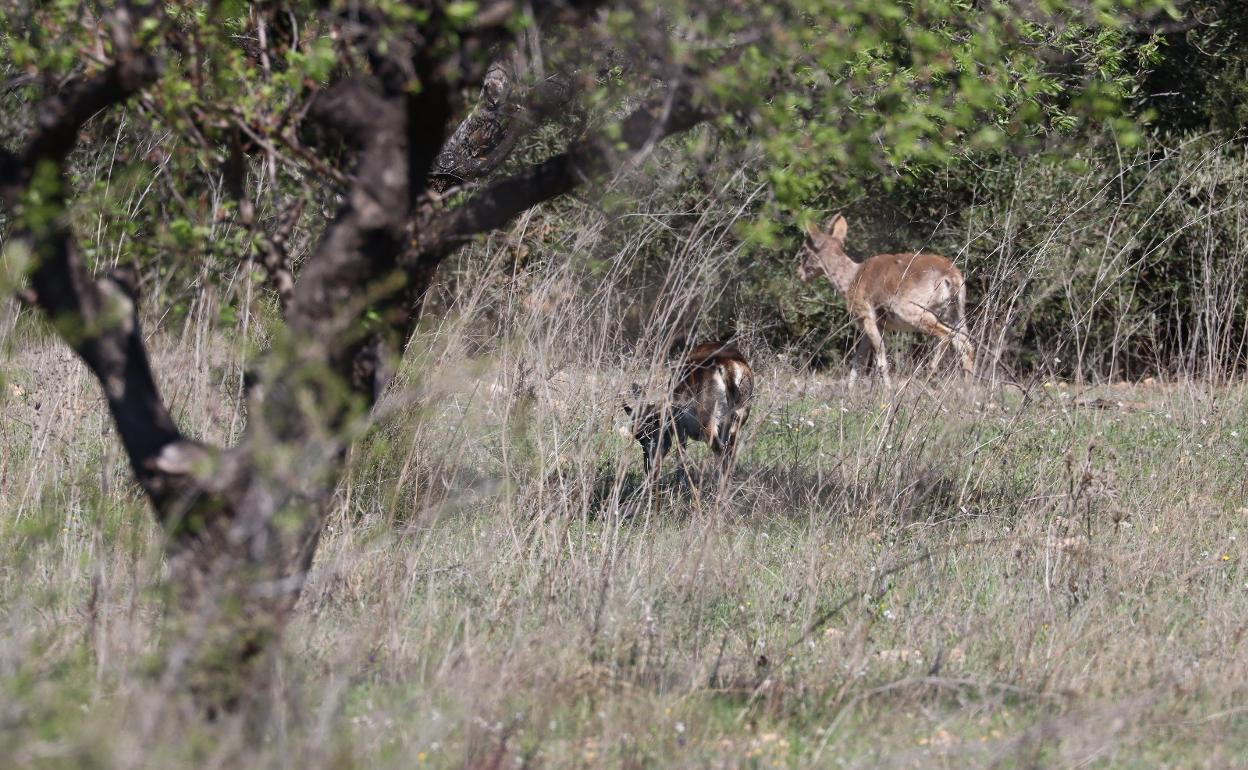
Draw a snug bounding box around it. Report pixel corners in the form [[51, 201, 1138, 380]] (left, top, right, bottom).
[[4, 2, 707, 717]]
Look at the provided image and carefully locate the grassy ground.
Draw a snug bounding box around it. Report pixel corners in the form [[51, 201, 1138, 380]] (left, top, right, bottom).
[[2, 324, 1248, 768]]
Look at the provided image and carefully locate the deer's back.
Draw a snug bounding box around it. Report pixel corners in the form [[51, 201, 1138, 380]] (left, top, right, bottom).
[[851, 252, 963, 317]]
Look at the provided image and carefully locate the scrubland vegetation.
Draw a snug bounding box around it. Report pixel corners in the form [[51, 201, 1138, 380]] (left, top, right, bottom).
[[3, 0, 1248, 767], [5, 281, 1248, 767]]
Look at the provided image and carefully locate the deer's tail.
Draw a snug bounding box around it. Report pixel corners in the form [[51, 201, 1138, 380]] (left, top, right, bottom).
[[711, 360, 749, 454], [722, 360, 751, 412]]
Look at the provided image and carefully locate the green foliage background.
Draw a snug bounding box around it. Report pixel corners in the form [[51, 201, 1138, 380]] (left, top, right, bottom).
[[3, 0, 1246, 381]]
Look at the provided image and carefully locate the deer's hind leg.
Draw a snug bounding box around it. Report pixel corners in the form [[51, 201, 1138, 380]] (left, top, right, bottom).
[[860, 312, 891, 389], [848, 332, 872, 386], [926, 322, 955, 375], [902, 309, 959, 378], [915, 312, 975, 379], [713, 410, 746, 476], [950, 326, 975, 378], [951, 281, 975, 377]]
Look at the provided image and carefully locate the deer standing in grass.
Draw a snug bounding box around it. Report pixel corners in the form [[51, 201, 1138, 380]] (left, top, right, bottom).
[[623, 341, 754, 480], [798, 214, 975, 388]]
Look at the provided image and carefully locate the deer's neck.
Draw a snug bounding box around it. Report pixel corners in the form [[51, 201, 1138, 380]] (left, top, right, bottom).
[[818, 248, 860, 295]]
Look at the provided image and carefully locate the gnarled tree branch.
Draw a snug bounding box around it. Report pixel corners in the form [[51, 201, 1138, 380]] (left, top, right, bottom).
[[277, 71, 443, 409], [1, 31, 214, 522], [431, 63, 576, 191], [409, 83, 710, 273]]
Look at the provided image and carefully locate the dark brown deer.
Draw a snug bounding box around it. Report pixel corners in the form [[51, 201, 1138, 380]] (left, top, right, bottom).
[[623, 341, 754, 479], [798, 214, 975, 388]]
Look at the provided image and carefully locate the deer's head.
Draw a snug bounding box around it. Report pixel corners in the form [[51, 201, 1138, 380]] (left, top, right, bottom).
[[621, 388, 670, 474], [797, 214, 849, 283]]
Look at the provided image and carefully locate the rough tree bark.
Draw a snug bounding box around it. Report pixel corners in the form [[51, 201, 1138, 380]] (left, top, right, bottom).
[[2, 2, 708, 714], [430, 60, 576, 192]]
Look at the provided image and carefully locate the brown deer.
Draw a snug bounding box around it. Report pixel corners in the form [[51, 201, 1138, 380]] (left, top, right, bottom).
[[798, 214, 974, 388], [623, 341, 754, 479]]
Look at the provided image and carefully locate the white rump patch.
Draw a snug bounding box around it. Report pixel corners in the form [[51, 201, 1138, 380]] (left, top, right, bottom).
[[709, 369, 728, 433]]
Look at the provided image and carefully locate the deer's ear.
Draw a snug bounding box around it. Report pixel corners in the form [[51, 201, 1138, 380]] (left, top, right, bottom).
[[803, 219, 823, 239], [829, 214, 848, 240]]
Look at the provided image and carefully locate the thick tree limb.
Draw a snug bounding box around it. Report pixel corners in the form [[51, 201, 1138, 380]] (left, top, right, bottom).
[[276, 73, 440, 407], [1, 41, 216, 520], [409, 84, 709, 270], [428, 0, 623, 192], [0, 53, 156, 198], [430, 64, 576, 190]]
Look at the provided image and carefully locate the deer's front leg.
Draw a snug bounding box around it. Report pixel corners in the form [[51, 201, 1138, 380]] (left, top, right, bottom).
[[716, 414, 745, 477]]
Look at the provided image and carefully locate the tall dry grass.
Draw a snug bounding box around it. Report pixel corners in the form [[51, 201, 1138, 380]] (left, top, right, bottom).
[[3, 149, 1248, 768]]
